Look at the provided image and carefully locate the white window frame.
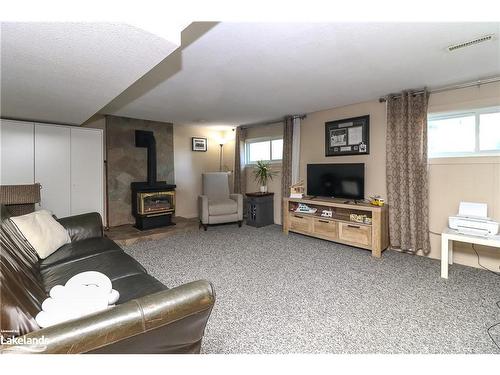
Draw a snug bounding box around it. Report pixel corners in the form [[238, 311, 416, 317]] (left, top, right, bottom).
[[245, 136, 283, 165], [427, 106, 500, 158]]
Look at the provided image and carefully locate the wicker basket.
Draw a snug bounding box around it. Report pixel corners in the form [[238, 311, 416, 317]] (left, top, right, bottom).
[[0, 183, 41, 216]]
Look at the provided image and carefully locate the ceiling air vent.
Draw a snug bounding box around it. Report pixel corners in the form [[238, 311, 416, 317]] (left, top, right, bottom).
[[447, 34, 494, 52]]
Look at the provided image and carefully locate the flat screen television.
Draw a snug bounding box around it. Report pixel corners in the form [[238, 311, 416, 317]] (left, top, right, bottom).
[[307, 163, 364, 200]]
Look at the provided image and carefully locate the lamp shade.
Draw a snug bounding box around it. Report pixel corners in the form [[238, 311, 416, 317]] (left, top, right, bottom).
[[214, 131, 227, 145]]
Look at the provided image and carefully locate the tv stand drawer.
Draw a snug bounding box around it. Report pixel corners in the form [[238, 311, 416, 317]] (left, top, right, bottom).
[[313, 218, 337, 239], [338, 222, 372, 247], [289, 214, 312, 233]]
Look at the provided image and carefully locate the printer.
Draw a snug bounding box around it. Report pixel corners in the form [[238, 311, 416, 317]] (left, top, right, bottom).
[[448, 202, 499, 237]]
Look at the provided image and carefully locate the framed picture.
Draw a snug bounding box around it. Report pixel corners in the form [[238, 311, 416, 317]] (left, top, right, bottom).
[[325, 115, 369, 156], [192, 137, 207, 152]]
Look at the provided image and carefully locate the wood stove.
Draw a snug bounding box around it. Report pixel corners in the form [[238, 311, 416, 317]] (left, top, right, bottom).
[[131, 130, 176, 230]]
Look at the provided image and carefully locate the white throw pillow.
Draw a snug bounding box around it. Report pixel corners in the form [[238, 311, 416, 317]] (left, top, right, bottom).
[[36, 271, 119, 328], [10, 209, 71, 259]]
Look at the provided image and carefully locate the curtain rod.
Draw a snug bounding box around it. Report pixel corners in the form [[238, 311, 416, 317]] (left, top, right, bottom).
[[240, 119, 283, 128], [378, 76, 500, 103], [240, 114, 307, 129]]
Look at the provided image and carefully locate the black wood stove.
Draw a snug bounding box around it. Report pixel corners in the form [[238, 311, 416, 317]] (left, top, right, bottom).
[[131, 130, 176, 230]]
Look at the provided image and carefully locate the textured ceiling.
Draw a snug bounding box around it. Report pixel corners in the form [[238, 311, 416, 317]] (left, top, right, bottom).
[[1, 22, 179, 125], [2, 22, 499, 127], [106, 22, 500, 126]]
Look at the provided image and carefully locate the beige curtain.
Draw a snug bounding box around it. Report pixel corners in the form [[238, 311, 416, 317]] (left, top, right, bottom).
[[281, 116, 294, 200], [386, 90, 430, 254], [233, 126, 247, 194]]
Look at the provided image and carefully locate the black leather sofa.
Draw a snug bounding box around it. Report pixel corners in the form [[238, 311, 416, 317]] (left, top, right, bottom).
[[0, 205, 215, 354]]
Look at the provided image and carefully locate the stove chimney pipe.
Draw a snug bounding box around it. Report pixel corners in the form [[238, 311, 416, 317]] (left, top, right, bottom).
[[135, 130, 157, 186]]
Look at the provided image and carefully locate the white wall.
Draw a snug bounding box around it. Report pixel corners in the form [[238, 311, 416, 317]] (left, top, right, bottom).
[[0, 120, 35, 185], [299, 100, 387, 199], [173, 124, 235, 218], [82, 115, 107, 224]]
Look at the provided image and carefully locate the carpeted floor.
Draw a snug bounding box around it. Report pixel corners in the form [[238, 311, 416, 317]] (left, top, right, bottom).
[[123, 224, 500, 354]]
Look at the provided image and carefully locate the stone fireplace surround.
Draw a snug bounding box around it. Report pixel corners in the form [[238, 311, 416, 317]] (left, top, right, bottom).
[[106, 115, 174, 227]]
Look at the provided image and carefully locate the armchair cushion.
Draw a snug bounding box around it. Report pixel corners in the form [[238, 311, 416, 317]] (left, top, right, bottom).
[[202, 172, 230, 200], [208, 199, 238, 216]]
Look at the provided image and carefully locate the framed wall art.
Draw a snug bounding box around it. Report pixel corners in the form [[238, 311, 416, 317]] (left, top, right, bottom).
[[325, 115, 369, 156], [192, 137, 208, 152]]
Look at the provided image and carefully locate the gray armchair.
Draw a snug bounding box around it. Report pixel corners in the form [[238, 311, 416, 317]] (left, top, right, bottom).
[[198, 172, 243, 230]]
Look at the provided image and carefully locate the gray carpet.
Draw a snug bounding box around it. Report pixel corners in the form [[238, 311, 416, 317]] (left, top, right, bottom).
[[124, 224, 500, 353]]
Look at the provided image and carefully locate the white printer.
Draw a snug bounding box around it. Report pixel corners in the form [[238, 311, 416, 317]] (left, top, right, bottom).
[[448, 202, 499, 237]]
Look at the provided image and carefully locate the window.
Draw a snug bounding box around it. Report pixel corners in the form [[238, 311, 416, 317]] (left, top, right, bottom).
[[245, 137, 283, 164], [271, 139, 283, 160], [428, 108, 500, 158], [479, 112, 500, 151]]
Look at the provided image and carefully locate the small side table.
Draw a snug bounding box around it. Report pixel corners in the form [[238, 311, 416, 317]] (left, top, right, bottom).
[[245, 192, 274, 227], [441, 228, 500, 279]]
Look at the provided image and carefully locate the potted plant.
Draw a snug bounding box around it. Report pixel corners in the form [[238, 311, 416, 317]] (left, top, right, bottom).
[[253, 160, 277, 193]]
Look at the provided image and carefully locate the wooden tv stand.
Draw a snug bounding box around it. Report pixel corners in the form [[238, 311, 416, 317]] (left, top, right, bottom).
[[283, 197, 389, 257]]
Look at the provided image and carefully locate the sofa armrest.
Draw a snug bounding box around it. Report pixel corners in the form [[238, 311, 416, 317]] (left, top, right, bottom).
[[0, 280, 215, 354], [198, 195, 209, 224], [57, 212, 103, 242], [229, 193, 243, 220]]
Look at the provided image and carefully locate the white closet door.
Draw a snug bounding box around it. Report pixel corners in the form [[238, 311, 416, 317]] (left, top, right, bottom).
[[70, 128, 103, 218], [35, 124, 71, 218], [0, 120, 34, 185]]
